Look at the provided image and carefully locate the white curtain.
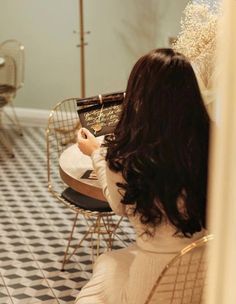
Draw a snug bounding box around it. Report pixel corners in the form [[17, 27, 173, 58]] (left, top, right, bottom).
[[207, 0, 236, 303]]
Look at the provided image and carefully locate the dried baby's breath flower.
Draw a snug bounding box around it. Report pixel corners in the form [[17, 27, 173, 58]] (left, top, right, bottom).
[[173, 0, 221, 98]]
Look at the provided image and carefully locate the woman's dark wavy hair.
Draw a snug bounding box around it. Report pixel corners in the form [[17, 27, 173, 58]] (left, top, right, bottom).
[[105, 48, 210, 237]]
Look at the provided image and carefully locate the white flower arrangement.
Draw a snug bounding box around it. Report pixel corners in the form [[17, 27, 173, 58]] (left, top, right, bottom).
[[173, 0, 221, 105]]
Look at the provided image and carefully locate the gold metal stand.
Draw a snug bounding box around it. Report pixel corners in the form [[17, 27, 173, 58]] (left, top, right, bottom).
[[78, 0, 86, 98], [75, 0, 89, 98], [0, 40, 25, 156]]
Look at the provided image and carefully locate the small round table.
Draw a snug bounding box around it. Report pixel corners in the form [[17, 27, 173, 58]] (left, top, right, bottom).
[[59, 144, 106, 201]]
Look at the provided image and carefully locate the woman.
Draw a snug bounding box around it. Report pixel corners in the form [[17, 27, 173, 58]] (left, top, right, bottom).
[[76, 48, 210, 304]]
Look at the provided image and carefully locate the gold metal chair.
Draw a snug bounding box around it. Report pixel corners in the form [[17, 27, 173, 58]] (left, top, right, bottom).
[[0, 40, 25, 90], [46, 97, 125, 270], [0, 54, 17, 156], [144, 234, 214, 304], [0, 40, 25, 156]]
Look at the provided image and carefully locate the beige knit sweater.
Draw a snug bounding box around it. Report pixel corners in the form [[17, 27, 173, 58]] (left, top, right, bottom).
[[75, 148, 206, 304]]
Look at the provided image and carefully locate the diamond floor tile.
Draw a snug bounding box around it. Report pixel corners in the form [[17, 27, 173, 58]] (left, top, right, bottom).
[[0, 126, 135, 303]]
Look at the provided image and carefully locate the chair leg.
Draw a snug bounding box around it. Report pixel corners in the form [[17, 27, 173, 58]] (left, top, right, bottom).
[[61, 213, 79, 271], [4, 101, 23, 136], [102, 215, 125, 250], [61, 213, 130, 270], [101, 215, 113, 250], [92, 215, 120, 258], [62, 213, 95, 270], [0, 112, 15, 157], [90, 230, 94, 263], [87, 217, 97, 263], [84, 216, 103, 263], [65, 227, 93, 265], [96, 216, 101, 257], [107, 215, 116, 249]]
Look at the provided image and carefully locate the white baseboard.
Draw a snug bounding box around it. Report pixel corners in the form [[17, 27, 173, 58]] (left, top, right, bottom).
[[5, 107, 50, 127]]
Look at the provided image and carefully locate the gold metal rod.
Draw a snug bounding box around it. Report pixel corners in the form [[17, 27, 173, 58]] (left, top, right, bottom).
[[79, 0, 86, 98], [76, 91, 125, 106]]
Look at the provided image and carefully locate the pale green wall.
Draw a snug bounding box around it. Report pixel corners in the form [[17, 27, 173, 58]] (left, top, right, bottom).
[[0, 0, 188, 110]]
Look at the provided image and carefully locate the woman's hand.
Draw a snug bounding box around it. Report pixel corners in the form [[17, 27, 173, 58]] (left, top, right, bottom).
[[77, 128, 101, 156]]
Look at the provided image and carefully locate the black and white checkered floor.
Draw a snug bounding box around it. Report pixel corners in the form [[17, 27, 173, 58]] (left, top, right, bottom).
[[0, 126, 135, 304]]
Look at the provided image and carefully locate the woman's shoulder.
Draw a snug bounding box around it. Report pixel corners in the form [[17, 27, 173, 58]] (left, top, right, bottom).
[[130, 216, 207, 253]]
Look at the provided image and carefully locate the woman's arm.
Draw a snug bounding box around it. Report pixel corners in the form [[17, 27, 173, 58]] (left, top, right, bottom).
[[77, 128, 127, 216], [91, 148, 127, 216]]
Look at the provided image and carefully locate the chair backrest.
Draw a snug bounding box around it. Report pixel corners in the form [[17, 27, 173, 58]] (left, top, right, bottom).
[[0, 49, 16, 102], [0, 53, 17, 91], [46, 92, 124, 197], [46, 97, 80, 196], [0, 40, 25, 90], [144, 234, 214, 304]]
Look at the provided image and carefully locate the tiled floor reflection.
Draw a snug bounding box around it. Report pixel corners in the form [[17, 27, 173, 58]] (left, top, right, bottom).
[[0, 126, 135, 304]]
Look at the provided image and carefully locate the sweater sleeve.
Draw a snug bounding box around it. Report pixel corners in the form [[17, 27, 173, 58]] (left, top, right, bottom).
[[91, 148, 127, 216]]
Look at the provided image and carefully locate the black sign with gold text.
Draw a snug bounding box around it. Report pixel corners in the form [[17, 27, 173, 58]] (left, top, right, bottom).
[[77, 92, 124, 136]]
